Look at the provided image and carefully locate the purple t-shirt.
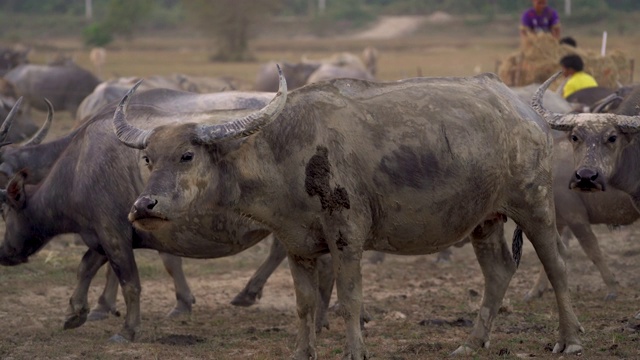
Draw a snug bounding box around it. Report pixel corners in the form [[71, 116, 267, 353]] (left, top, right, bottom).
[[521, 7, 559, 33]]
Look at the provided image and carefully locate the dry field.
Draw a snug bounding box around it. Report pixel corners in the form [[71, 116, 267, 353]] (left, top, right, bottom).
[[1, 19, 640, 359]]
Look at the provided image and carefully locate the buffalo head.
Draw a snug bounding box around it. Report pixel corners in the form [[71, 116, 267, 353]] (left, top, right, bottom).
[[532, 72, 640, 193], [0, 170, 47, 266], [113, 65, 287, 231], [0, 98, 54, 186]]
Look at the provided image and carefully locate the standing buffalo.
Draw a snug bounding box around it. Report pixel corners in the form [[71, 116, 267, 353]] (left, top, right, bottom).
[[4, 63, 100, 118], [255, 48, 378, 92], [0, 83, 337, 342], [113, 70, 583, 357], [533, 71, 640, 321]]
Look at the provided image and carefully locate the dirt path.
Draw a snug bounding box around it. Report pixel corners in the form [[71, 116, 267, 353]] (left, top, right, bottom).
[[350, 13, 453, 40]]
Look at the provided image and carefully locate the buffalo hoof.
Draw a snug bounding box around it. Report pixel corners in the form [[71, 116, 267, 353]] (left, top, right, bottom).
[[230, 290, 260, 307], [604, 292, 618, 301], [63, 310, 89, 330], [552, 343, 583, 354], [166, 305, 192, 318], [291, 348, 317, 360], [87, 308, 121, 321], [108, 334, 130, 343], [451, 345, 475, 356]]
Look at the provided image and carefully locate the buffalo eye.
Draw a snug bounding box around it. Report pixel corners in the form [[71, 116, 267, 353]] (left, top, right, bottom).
[[570, 134, 579, 142], [142, 155, 150, 165], [180, 151, 194, 163], [607, 135, 617, 143]]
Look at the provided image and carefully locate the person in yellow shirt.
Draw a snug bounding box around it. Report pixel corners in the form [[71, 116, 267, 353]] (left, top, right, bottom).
[[560, 54, 598, 98]]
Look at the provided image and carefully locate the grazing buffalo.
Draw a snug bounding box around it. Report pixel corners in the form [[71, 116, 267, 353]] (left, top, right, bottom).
[[0, 84, 336, 342], [533, 71, 640, 321], [114, 70, 583, 357], [254, 61, 320, 92], [4, 63, 100, 117]]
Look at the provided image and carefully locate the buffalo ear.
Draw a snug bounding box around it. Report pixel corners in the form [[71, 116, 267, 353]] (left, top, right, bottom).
[[6, 169, 27, 209]]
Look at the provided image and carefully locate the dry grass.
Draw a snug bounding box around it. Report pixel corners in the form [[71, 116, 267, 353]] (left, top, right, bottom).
[[1, 27, 640, 359]]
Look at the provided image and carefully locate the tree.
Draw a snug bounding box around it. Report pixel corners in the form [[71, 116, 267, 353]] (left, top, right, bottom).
[[100, 0, 154, 40], [182, 0, 282, 62]]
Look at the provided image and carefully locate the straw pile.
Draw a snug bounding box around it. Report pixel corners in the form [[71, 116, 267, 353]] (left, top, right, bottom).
[[498, 32, 632, 89]]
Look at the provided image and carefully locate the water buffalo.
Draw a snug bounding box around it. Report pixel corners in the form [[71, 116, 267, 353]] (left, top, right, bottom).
[[0, 46, 29, 76], [114, 70, 583, 357], [4, 63, 100, 118], [0, 95, 39, 143], [0, 83, 336, 342], [254, 61, 320, 92], [533, 72, 640, 321], [76, 76, 261, 123]]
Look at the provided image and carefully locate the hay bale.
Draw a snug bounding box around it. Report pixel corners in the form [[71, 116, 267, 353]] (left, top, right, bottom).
[[498, 32, 632, 89]]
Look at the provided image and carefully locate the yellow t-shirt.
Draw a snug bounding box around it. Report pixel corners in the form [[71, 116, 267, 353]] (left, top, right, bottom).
[[562, 71, 598, 98]]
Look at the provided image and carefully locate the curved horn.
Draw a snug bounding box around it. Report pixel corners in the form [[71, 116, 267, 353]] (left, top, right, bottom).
[[531, 71, 575, 131], [22, 98, 54, 146], [0, 97, 23, 144], [592, 93, 622, 114], [195, 64, 288, 144], [113, 80, 153, 149]]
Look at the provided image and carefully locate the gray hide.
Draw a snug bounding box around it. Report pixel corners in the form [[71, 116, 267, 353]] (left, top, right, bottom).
[[4, 63, 100, 118], [0, 85, 335, 343], [533, 72, 640, 322], [116, 73, 584, 358]]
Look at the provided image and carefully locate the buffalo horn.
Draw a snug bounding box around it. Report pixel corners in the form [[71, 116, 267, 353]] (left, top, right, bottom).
[[195, 64, 288, 144], [22, 98, 54, 146], [0, 97, 24, 145], [532, 71, 575, 131], [113, 80, 153, 149]]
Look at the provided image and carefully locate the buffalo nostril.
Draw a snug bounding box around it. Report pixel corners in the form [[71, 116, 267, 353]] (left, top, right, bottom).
[[147, 199, 157, 210], [576, 168, 598, 182], [134, 196, 157, 212]]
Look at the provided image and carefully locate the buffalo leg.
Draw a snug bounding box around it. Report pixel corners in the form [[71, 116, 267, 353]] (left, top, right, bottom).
[[101, 232, 141, 342], [326, 220, 368, 360], [158, 252, 196, 317], [513, 208, 583, 353], [316, 253, 334, 332], [231, 235, 286, 306], [64, 248, 108, 330], [525, 226, 572, 301], [87, 266, 121, 321], [289, 254, 319, 360], [567, 223, 617, 300], [452, 220, 515, 354]]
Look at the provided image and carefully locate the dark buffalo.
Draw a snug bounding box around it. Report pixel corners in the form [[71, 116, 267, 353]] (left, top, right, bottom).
[[4, 63, 100, 118], [0, 46, 29, 76], [114, 71, 583, 357], [533, 71, 640, 321], [0, 96, 39, 143], [0, 83, 336, 342]]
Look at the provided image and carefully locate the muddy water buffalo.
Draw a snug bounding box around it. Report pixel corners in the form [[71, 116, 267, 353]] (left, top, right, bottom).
[[533, 72, 640, 321], [0, 83, 337, 342], [4, 63, 100, 118], [114, 71, 583, 357]]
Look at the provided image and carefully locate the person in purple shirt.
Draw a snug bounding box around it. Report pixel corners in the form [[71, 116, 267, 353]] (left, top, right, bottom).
[[520, 0, 561, 40]]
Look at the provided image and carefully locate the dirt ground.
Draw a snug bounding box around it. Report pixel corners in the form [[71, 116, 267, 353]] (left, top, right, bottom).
[[1, 15, 640, 360]]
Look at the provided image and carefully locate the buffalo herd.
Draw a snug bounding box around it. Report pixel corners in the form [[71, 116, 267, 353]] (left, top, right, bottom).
[[0, 45, 640, 358]]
